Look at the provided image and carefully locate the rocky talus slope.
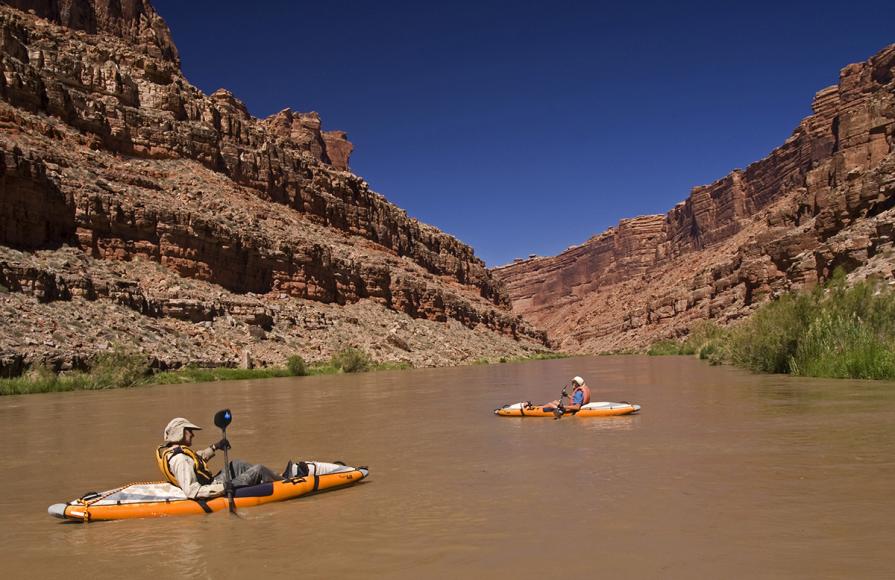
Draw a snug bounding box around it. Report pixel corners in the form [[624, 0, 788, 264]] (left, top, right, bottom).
[[494, 44, 895, 353], [0, 1, 546, 375]]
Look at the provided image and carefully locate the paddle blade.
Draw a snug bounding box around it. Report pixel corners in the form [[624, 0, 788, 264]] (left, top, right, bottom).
[[226, 484, 238, 515], [213, 409, 232, 429]]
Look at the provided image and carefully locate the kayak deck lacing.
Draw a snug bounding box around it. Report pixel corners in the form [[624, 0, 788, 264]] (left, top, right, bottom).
[[71, 481, 167, 524], [73, 480, 170, 520], [75, 480, 169, 506]]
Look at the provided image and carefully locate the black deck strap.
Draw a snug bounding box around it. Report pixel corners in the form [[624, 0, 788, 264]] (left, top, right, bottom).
[[192, 499, 213, 513], [313, 474, 320, 492]]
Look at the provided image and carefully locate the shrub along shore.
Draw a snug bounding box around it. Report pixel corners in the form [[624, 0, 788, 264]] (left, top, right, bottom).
[[648, 271, 895, 380], [0, 347, 567, 396], [0, 347, 382, 396]]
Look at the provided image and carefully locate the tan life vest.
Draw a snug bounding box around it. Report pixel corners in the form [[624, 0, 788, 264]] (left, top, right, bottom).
[[155, 444, 215, 486]]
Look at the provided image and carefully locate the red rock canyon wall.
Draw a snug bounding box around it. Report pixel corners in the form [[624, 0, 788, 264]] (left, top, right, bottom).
[[494, 45, 895, 352], [0, 1, 545, 373]]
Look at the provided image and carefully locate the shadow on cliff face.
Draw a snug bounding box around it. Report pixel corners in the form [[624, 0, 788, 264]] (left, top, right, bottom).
[[0, 149, 75, 249]]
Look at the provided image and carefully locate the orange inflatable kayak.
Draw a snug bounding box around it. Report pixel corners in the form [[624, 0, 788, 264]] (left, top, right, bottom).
[[494, 401, 641, 417], [48, 462, 368, 522]]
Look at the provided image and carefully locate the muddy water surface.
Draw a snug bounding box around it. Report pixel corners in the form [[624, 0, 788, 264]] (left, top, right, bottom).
[[1, 356, 894, 578]]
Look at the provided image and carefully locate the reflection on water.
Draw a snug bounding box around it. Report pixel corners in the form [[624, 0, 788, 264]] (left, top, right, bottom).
[[577, 415, 639, 432], [1, 356, 894, 578], [502, 415, 640, 432]]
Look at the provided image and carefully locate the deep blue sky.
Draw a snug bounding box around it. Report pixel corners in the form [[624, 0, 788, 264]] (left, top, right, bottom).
[[153, 0, 894, 266]]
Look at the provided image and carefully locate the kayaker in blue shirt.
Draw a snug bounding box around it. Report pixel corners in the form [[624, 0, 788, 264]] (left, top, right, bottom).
[[548, 376, 591, 412]]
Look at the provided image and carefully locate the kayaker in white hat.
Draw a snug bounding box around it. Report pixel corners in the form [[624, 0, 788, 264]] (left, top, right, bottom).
[[156, 417, 289, 499], [548, 376, 591, 412]]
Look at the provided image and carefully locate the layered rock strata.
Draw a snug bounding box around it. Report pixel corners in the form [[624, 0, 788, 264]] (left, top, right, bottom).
[[0, 245, 542, 374], [494, 44, 895, 353], [0, 1, 545, 374]]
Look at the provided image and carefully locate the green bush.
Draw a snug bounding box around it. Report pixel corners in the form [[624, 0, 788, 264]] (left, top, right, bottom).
[[727, 291, 817, 373], [0, 365, 59, 395], [726, 274, 895, 379], [698, 338, 727, 365], [90, 348, 150, 388], [375, 360, 413, 371], [789, 308, 895, 379], [698, 340, 718, 360], [1, 351, 149, 395], [149, 366, 291, 384], [3, 344, 420, 396], [678, 342, 698, 356], [647, 339, 683, 356], [647, 322, 728, 357], [24, 364, 58, 384], [684, 321, 725, 352], [643, 271, 895, 380], [286, 355, 308, 376], [331, 347, 371, 373]]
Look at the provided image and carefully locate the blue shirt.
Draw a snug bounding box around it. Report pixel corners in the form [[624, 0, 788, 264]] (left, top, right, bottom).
[[572, 389, 584, 405]]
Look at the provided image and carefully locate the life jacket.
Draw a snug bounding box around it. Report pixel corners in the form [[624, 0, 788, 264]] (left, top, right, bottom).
[[155, 444, 215, 486], [572, 385, 591, 405]]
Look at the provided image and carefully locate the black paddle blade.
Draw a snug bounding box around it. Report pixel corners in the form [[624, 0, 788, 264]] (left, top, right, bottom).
[[226, 488, 239, 516], [214, 409, 232, 429]]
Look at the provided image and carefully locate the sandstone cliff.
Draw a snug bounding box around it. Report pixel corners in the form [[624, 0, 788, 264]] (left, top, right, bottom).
[[494, 44, 895, 353], [0, 1, 546, 375]]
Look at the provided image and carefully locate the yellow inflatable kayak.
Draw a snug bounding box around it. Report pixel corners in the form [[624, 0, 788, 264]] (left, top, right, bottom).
[[494, 401, 641, 417], [48, 462, 368, 522]]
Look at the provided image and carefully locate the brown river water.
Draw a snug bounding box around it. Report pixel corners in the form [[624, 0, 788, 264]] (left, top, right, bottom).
[[1, 356, 894, 579]]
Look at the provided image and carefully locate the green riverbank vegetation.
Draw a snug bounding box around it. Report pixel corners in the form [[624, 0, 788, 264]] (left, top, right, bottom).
[[0, 347, 566, 396], [648, 272, 895, 380], [0, 347, 411, 396], [471, 352, 570, 365]]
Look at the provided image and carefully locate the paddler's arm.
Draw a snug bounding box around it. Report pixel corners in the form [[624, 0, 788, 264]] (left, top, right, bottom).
[[169, 454, 225, 499], [196, 445, 216, 461]]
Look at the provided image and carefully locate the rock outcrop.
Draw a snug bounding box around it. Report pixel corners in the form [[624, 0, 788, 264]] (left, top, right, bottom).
[[0, 1, 546, 374], [2, 0, 178, 63], [494, 44, 895, 353]]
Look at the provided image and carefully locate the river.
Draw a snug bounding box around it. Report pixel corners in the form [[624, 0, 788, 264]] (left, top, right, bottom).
[[1, 356, 893, 578]]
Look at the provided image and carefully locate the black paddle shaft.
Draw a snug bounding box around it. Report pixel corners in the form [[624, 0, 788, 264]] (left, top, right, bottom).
[[214, 409, 236, 514], [553, 386, 569, 419]]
